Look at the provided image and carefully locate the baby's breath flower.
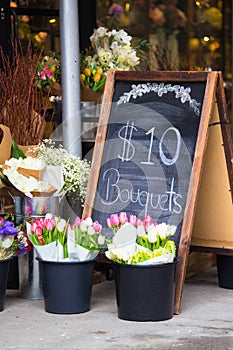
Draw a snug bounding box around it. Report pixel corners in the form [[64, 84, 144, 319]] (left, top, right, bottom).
[[28, 140, 91, 203]]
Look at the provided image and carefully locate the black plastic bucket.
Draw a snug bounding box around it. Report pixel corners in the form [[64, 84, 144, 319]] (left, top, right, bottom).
[[0, 259, 11, 311], [217, 255, 233, 289], [113, 259, 177, 321], [37, 258, 96, 314]]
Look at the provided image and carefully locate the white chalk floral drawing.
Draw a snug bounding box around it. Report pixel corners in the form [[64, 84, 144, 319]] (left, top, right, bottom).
[[116, 83, 201, 116]]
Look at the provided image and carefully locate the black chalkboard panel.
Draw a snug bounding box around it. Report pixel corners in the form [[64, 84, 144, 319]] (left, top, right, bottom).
[[83, 70, 219, 314], [90, 80, 206, 249]]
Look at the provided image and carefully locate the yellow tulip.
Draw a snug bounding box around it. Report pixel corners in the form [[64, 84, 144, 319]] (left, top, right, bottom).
[[96, 66, 103, 75], [80, 74, 86, 81], [93, 73, 101, 83], [83, 68, 91, 77]]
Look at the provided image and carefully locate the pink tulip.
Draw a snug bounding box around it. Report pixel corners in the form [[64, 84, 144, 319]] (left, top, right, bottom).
[[109, 214, 120, 226], [35, 226, 42, 237], [143, 214, 153, 230], [0, 217, 3, 225], [45, 218, 55, 231], [35, 218, 45, 228], [44, 66, 53, 79], [119, 212, 128, 224], [136, 218, 143, 227], [73, 216, 81, 227], [106, 218, 112, 228], [93, 220, 101, 233], [129, 215, 137, 226], [31, 222, 38, 233], [39, 71, 46, 80]]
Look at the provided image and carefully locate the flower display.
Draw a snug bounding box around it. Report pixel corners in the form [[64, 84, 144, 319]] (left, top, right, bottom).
[[149, 0, 187, 35], [28, 213, 69, 261], [80, 26, 140, 95], [106, 212, 177, 265], [36, 53, 61, 96], [0, 216, 31, 260]]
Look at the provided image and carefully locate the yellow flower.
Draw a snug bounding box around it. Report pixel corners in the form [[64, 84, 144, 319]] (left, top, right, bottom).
[[93, 73, 101, 83], [204, 7, 222, 30], [83, 67, 91, 77]]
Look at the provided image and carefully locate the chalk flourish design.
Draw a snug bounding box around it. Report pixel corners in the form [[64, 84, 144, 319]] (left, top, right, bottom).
[[116, 83, 201, 116]]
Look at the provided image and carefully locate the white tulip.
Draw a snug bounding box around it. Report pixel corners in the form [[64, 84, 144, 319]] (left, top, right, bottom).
[[147, 226, 158, 243], [85, 217, 93, 226], [57, 218, 66, 232], [98, 234, 105, 246], [137, 225, 145, 237], [87, 226, 95, 236], [80, 221, 88, 232], [156, 223, 177, 239], [45, 213, 53, 219]]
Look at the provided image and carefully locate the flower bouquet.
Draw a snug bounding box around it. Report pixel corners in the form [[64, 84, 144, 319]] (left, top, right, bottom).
[[0, 140, 63, 198], [28, 214, 106, 262], [36, 52, 62, 97], [28, 139, 91, 203], [0, 216, 31, 260], [80, 26, 140, 101], [105, 212, 177, 265], [68, 216, 106, 261], [0, 215, 31, 310], [27, 213, 69, 261], [0, 139, 91, 206]]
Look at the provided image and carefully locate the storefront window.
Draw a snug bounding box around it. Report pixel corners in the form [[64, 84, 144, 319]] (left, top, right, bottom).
[[96, 0, 232, 127], [96, 1, 227, 72], [10, 0, 60, 53]]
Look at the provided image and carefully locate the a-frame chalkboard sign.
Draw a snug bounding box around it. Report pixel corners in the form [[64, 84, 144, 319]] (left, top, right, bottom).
[[83, 70, 233, 314]]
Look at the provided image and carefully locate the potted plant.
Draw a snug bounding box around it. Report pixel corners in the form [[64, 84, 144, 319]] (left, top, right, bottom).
[[105, 212, 178, 321], [28, 214, 106, 314], [0, 216, 31, 311]]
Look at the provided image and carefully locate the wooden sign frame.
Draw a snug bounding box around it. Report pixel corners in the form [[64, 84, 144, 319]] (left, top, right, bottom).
[[191, 73, 233, 253], [83, 70, 232, 315]]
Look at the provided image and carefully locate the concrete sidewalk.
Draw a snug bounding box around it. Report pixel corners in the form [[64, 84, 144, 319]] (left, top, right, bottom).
[[1, 266, 233, 350]]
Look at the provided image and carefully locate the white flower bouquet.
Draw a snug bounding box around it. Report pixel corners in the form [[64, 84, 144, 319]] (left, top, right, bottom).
[[89, 27, 140, 71], [105, 212, 177, 265]]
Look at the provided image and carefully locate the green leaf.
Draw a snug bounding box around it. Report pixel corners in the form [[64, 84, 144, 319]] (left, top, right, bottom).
[[11, 140, 26, 159]]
